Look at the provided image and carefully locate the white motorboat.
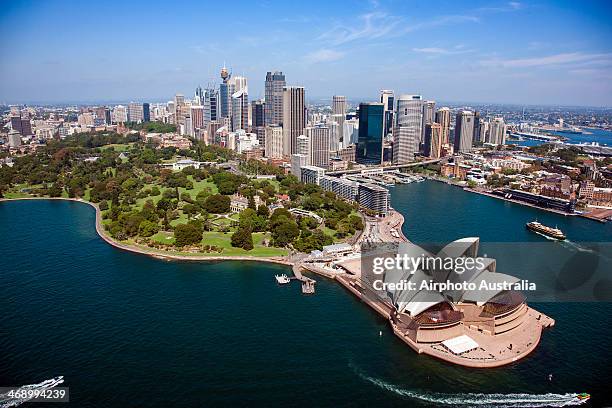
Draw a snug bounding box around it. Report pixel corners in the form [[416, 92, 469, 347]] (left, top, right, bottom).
[[275, 274, 291, 284]]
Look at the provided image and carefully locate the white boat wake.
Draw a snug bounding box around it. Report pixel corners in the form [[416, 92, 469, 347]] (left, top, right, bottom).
[[0, 376, 64, 408], [352, 364, 587, 407]]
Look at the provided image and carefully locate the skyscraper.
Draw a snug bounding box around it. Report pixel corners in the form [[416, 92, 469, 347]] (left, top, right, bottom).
[[265, 125, 283, 158], [112, 105, 127, 123], [282, 86, 305, 156], [128, 102, 148, 123], [421, 100, 436, 144], [264, 71, 286, 125], [489, 117, 507, 145], [454, 111, 475, 153], [203, 87, 219, 126], [191, 105, 204, 133], [306, 125, 330, 168], [231, 87, 248, 132], [296, 134, 311, 164], [393, 95, 423, 164], [219, 65, 231, 119], [332, 95, 347, 146], [473, 111, 481, 143], [380, 90, 394, 137], [424, 123, 443, 159], [356, 102, 384, 165], [435, 107, 451, 145]]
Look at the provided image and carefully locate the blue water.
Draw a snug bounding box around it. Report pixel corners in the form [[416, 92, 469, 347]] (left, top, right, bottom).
[[0, 193, 610, 407], [509, 127, 612, 147]]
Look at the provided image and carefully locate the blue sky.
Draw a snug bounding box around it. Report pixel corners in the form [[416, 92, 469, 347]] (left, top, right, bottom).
[[1, 0, 611, 106]]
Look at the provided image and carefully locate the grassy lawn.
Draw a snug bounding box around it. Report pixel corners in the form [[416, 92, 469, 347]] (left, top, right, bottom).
[[103, 143, 134, 152], [149, 230, 287, 257], [134, 177, 218, 210], [3, 191, 34, 198]]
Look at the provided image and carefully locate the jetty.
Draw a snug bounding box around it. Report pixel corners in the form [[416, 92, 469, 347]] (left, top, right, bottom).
[[291, 263, 316, 294]]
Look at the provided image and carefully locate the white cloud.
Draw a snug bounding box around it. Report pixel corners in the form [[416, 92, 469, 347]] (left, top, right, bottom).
[[317, 12, 402, 46], [412, 45, 475, 55], [412, 47, 449, 54], [481, 52, 612, 68], [303, 49, 345, 63]]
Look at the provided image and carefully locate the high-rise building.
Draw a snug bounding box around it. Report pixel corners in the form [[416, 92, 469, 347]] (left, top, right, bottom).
[[306, 125, 330, 168], [264, 125, 283, 159], [195, 86, 204, 105], [328, 116, 342, 151], [356, 103, 384, 165], [94, 107, 111, 125], [473, 111, 481, 143], [332, 95, 347, 144], [489, 117, 507, 145], [422, 100, 436, 144], [380, 90, 394, 137], [300, 165, 325, 185], [128, 102, 147, 123], [358, 183, 390, 215], [393, 95, 423, 164], [231, 85, 248, 132], [424, 123, 443, 159], [251, 99, 266, 146], [203, 88, 219, 129], [8, 129, 22, 147], [435, 107, 451, 145], [332, 95, 347, 117], [264, 71, 286, 125], [191, 105, 204, 133], [219, 65, 231, 119], [112, 105, 128, 123], [453, 111, 475, 153], [296, 134, 311, 164], [291, 153, 308, 177], [479, 120, 490, 144], [10, 115, 32, 136], [282, 86, 305, 156]]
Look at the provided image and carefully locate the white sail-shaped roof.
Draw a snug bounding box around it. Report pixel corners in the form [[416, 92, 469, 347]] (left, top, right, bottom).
[[444, 257, 498, 301], [401, 290, 447, 316], [438, 237, 480, 259], [460, 272, 520, 305]]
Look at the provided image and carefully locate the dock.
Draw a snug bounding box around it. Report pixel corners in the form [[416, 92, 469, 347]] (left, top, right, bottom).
[[291, 264, 316, 294]]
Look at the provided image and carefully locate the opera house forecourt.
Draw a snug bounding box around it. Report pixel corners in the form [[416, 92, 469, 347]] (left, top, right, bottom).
[[331, 236, 555, 368]]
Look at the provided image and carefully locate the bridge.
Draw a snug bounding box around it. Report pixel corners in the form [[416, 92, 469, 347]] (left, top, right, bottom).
[[326, 157, 447, 176]]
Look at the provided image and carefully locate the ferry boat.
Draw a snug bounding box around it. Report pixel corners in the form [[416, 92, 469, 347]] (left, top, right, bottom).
[[275, 274, 291, 284], [576, 393, 590, 401], [526, 221, 566, 240]]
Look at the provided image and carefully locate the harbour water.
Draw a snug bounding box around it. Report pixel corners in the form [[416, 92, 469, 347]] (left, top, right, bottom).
[[0, 191, 611, 407], [510, 127, 612, 147]]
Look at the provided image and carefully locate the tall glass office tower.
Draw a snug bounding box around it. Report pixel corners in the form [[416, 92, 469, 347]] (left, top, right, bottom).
[[356, 103, 384, 165]]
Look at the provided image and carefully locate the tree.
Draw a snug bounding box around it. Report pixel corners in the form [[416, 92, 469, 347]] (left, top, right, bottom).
[[231, 227, 254, 250], [139, 220, 159, 237], [174, 223, 202, 247], [271, 219, 299, 247], [204, 194, 231, 213]]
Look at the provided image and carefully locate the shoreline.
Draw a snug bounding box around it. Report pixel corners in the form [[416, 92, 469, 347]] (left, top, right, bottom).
[[0, 197, 294, 266], [426, 177, 609, 223]]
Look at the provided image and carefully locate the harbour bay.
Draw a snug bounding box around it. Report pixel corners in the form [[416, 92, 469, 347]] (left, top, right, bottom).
[[1, 181, 611, 407]]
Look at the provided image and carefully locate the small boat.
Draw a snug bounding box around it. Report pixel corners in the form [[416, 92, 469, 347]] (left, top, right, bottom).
[[526, 221, 566, 240], [576, 392, 590, 401], [275, 274, 290, 284]]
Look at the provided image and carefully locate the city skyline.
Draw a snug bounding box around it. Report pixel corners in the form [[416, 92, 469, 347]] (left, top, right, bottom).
[[1, 0, 611, 106]]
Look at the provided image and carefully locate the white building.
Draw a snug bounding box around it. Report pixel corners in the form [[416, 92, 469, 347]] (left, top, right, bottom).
[[393, 95, 423, 164], [291, 153, 308, 177], [265, 125, 283, 158]]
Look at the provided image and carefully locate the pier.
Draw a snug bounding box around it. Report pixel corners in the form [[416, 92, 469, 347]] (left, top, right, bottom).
[[291, 264, 316, 294]]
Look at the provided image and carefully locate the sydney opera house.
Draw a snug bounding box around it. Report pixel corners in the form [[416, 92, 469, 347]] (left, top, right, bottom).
[[334, 237, 555, 367]]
